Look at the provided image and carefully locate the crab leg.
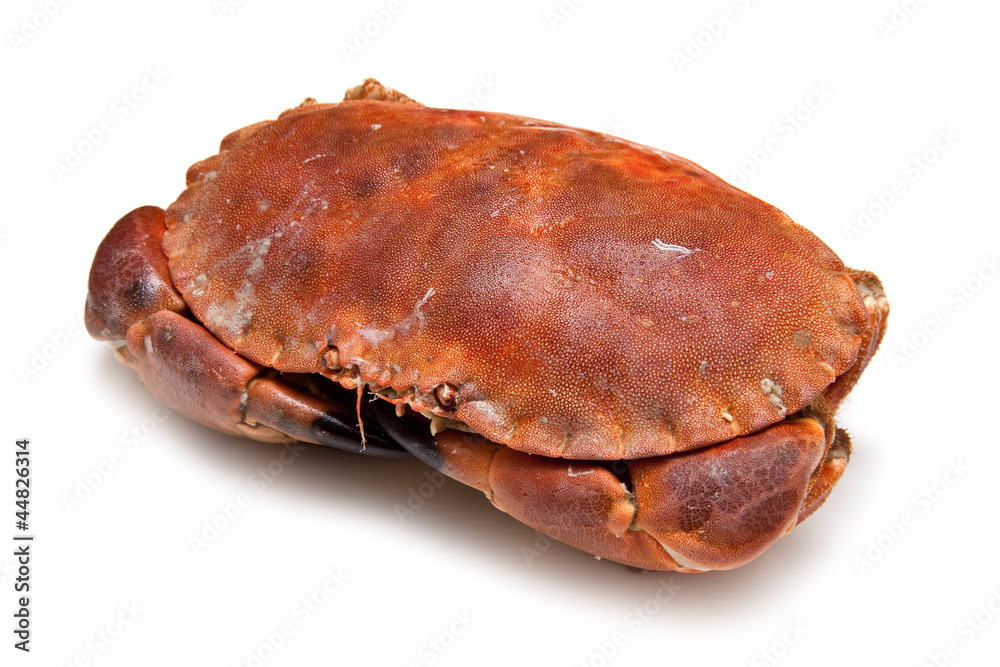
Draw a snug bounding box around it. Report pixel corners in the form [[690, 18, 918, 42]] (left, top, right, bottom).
[[86, 206, 409, 458], [370, 400, 831, 572]]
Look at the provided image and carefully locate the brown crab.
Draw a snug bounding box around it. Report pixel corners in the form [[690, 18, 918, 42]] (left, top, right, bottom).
[[85, 79, 888, 572]]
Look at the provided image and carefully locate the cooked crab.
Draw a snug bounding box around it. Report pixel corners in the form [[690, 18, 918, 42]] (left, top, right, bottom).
[[86, 79, 888, 572]]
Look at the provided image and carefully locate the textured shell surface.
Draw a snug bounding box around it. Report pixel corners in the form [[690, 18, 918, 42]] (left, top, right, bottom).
[[163, 99, 867, 460]]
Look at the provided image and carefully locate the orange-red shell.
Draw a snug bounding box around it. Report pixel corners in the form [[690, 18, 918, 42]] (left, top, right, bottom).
[[163, 100, 866, 460]]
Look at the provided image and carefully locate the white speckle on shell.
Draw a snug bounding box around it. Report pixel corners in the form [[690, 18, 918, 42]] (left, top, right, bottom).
[[357, 288, 435, 346], [652, 239, 699, 256], [246, 237, 272, 276], [760, 378, 787, 417]]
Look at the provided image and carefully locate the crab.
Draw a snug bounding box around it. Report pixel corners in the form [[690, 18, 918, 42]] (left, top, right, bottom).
[[86, 79, 888, 572]]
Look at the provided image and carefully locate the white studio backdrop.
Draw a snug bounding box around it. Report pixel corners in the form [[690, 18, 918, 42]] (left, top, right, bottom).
[[3, 1, 999, 666]]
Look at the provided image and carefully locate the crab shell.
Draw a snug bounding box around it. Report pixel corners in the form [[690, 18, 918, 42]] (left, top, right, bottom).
[[85, 79, 888, 572]]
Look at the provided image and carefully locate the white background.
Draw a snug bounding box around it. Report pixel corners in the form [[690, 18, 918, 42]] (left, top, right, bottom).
[[3, 0, 999, 665]]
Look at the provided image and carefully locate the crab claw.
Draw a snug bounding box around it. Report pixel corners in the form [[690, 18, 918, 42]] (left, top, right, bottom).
[[85, 206, 187, 344], [626, 418, 826, 570], [86, 206, 409, 458], [371, 399, 830, 571]]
